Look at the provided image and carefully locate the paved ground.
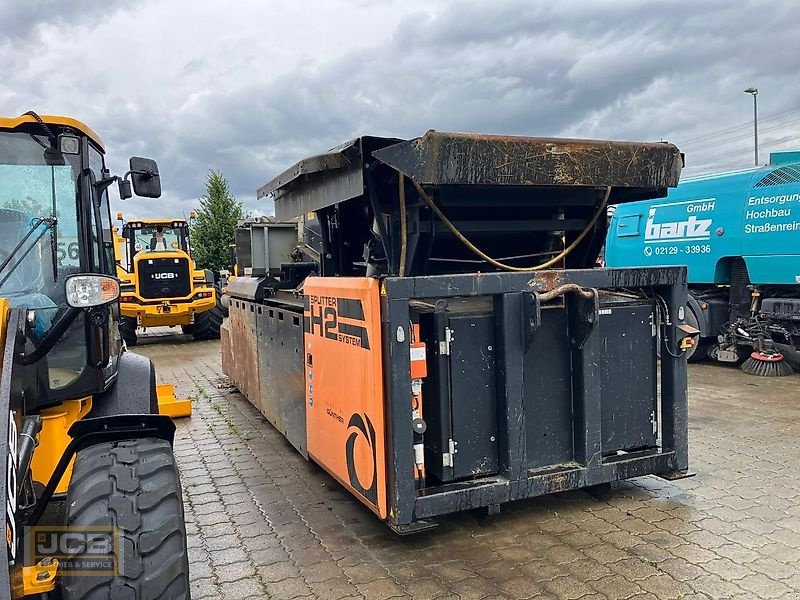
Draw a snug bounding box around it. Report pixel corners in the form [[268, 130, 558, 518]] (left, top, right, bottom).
[[136, 328, 800, 600]]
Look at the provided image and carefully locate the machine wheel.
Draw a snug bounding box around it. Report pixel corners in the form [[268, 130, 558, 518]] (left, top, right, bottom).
[[684, 306, 709, 362], [60, 438, 189, 599], [180, 324, 194, 335], [192, 298, 225, 341], [120, 317, 138, 347], [656, 303, 708, 361]]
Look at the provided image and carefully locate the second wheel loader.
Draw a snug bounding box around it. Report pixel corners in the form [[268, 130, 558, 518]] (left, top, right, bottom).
[[115, 215, 224, 344]]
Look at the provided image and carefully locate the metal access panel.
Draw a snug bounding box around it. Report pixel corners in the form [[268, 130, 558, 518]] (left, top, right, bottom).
[[234, 226, 252, 272], [247, 223, 298, 276], [303, 277, 388, 519], [379, 268, 688, 529], [256, 305, 307, 456], [598, 302, 658, 453], [524, 309, 574, 470], [448, 313, 499, 480]]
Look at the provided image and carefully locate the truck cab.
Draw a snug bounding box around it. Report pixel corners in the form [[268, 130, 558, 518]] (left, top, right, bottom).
[[606, 151, 800, 373]]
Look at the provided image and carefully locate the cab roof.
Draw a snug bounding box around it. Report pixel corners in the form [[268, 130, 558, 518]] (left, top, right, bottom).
[[0, 113, 105, 151], [123, 218, 189, 226]]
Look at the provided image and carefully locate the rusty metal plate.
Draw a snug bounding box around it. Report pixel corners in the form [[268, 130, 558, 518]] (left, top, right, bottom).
[[372, 131, 682, 189], [222, 299, 261, 410]]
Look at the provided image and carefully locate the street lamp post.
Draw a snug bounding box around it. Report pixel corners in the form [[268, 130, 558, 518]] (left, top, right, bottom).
[[744, 87, 758, 165]]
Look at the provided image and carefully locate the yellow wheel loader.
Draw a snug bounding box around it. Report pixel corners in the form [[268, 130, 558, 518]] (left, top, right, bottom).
[[115, 215, 223, 345], [0, 113, 189, 597]]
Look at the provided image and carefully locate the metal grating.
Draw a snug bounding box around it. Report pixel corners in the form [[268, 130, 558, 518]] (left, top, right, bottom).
[[754, 164, 800, 187]]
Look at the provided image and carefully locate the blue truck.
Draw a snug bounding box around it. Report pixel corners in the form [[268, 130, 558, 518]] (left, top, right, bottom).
[[606, 150, 800, 376]]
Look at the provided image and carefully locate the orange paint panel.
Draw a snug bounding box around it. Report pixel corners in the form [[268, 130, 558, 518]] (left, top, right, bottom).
[[303, 277, 387, 519]]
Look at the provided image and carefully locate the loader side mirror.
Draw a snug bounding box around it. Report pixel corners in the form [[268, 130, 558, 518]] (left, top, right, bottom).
[[128, 157, 161, 198]]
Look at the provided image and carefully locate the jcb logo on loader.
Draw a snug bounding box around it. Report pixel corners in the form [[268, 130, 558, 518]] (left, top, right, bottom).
[[304, 296, 370, 349], [152, 272, 178, 280]]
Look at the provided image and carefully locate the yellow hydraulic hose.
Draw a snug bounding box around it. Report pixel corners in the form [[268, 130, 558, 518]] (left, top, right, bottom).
[[410, 180, 611, 272]]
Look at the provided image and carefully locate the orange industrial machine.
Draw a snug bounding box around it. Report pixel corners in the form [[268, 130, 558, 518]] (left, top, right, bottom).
[[222, 132, 692, 532]]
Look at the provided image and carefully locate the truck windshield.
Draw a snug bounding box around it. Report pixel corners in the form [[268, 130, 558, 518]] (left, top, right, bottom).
[[0, 131, 87, 390]]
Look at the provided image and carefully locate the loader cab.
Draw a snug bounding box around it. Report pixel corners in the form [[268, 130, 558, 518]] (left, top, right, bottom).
[[0, 114, 161, 410], [118, 219, 195, 301], [121, 220, 190, 265]]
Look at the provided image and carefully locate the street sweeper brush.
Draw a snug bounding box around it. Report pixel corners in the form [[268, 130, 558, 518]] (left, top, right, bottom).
[[741, 351, 794, 377]]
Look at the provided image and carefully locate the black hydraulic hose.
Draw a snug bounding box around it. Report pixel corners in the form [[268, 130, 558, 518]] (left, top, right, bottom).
[[16, 416, 42, 490], [20, 307, 82, 366], [23, 111, 57, 146]]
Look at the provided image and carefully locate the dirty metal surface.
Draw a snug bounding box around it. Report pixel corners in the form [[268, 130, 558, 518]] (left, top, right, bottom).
[[255, 305, 307, 457], [256, 139, 358, 201], [221, 300, 261, 410], [258, 136, 403, 202], [140, 330, 800, 600], [372, 130, 683, 189], [261, 131, 682, 222]]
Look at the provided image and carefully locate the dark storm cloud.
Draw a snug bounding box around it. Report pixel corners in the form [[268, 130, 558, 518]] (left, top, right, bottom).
[[137, 0, 799, 216], [0, 0, 129, 41], [7, 0, 797, 218]]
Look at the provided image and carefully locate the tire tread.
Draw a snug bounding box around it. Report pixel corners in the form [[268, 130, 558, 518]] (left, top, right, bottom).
[[61, 438, 189, 600]]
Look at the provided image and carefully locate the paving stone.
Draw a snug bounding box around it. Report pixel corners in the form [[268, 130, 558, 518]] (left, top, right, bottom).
[[190, 577, 220, 599], [219, 577, 265, 599], [137, 332, 800, 600]]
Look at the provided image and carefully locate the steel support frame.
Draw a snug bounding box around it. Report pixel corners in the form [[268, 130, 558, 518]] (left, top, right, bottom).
[[381, 267, 689, 528]]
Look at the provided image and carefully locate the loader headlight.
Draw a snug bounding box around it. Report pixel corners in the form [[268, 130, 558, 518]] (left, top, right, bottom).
[[65, 275, 120, 308]]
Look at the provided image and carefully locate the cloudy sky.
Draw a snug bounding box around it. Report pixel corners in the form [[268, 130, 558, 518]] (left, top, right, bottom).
[[2, 0, 798, 218]]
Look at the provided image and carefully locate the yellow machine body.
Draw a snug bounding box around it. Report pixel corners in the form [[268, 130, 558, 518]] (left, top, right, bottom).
[[29, 398, 92, 494], [1, 113, 191, 598], [116, 218, 216, 328], [156, 383, 192, 418]]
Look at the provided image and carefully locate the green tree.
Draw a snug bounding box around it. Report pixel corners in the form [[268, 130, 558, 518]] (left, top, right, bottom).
[[190, 170, 244, 273]]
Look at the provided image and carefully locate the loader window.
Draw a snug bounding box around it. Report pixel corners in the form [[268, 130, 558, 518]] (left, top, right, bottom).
[[89, 145, 116, 274], [0, 131, 87, 389], [89, 145, 122, 368], [127, 224, 188, 262]]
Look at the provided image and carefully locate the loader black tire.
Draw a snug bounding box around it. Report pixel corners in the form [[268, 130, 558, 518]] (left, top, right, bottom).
[[120, 316, 138, 347], [192, 299, 224, 341], [60, 438, 189, 600], [180, 324, 194, 335]]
